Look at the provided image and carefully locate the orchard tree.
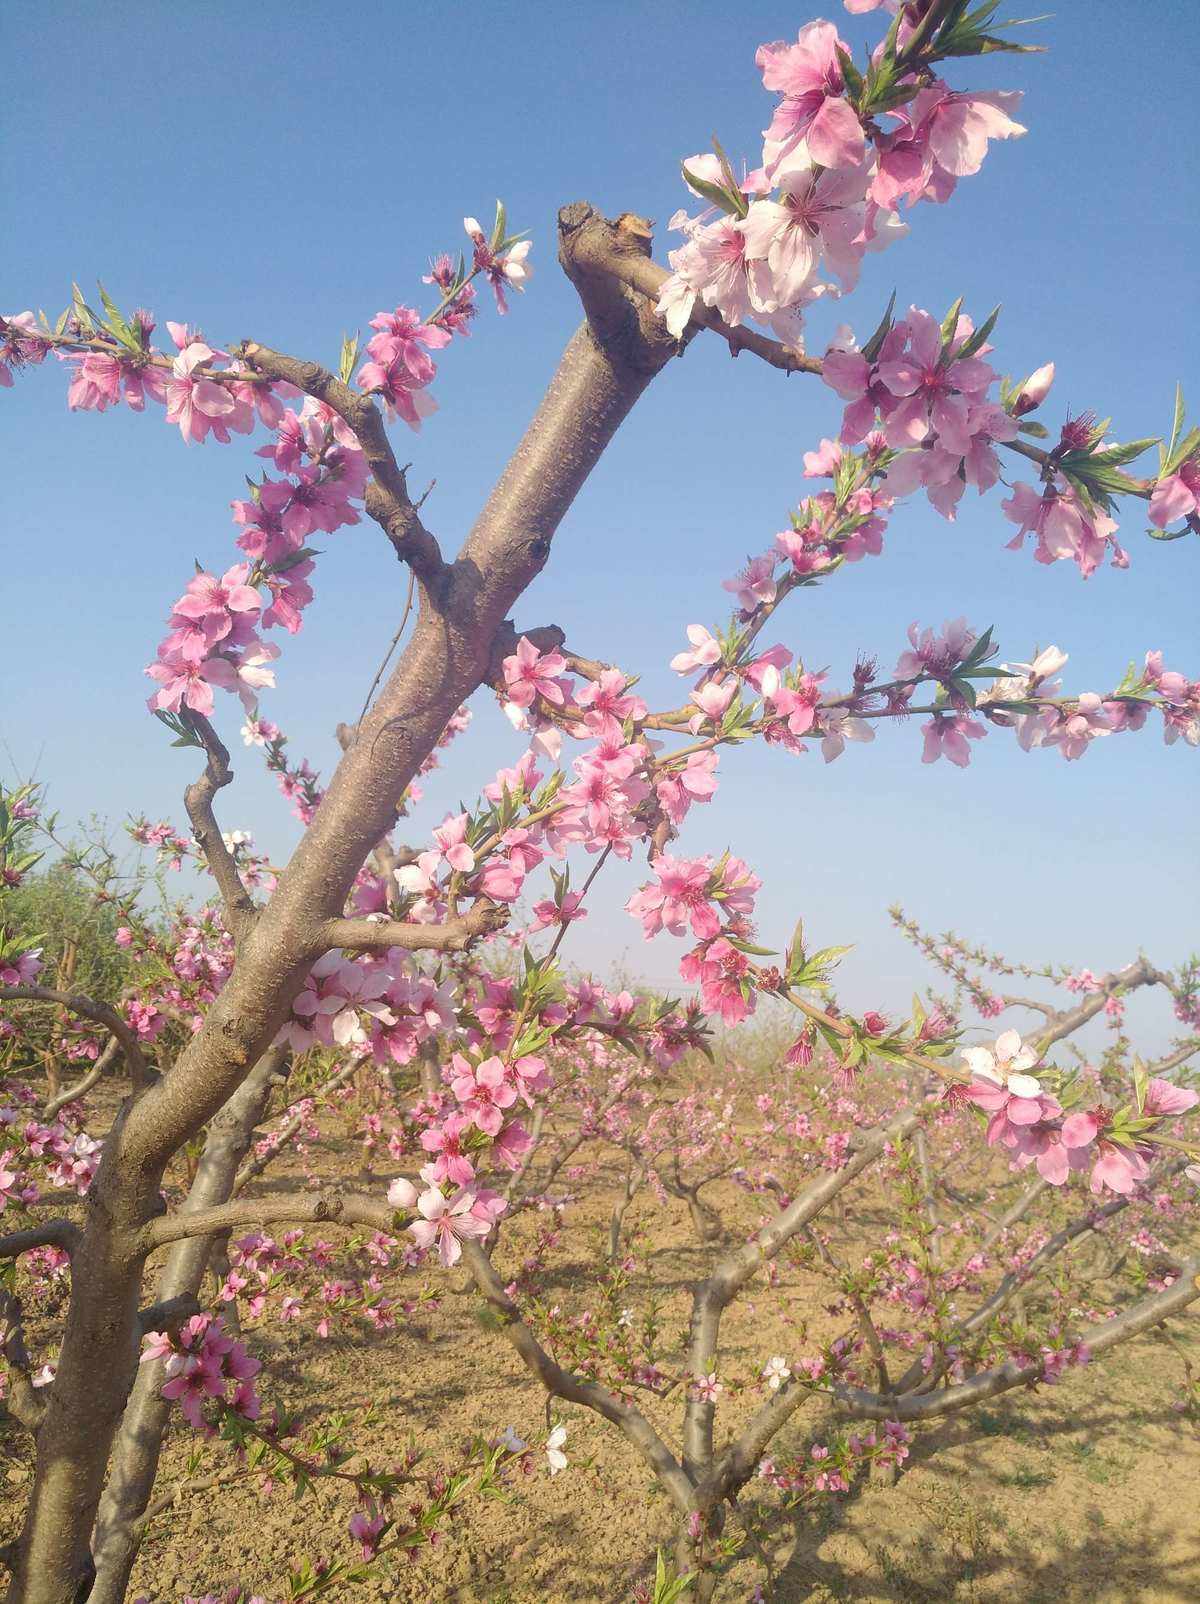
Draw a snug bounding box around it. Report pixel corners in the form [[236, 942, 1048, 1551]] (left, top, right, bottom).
[[2, 3, 1199, 1601]]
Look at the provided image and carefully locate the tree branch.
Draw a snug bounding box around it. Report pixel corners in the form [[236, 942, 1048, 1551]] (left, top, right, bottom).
[[17, 201, 691, 1598], [0, 986, 147, 1090], [237, 342, 448, 592], [180, 712, 259, 942], [681, 1107, 922, 1479], [0, 1291, 46, 1435], [137, 1188, 394, 1254], [0, 1219, 81, 1260], [1036, 957, 1169, 1051], [42, 1033, 121, 1121], [321, 897, 509, 954], [833, 1253, 1200, 1423], [572, 237, 821, 374], [460, 1239, 696, 1514]]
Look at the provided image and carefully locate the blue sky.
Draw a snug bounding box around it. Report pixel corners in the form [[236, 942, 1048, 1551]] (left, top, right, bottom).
[[2, 0, 1196, 1055]]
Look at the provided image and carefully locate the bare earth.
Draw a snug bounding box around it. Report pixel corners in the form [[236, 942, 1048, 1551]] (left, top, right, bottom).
[[3, 1116, 1197, 1603]]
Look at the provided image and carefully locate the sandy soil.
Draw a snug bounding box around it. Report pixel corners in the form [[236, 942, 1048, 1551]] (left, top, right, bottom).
[[3, 1107, 1197, 1603]]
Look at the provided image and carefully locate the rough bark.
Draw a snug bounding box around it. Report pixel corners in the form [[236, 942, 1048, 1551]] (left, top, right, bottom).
[[87, 1047, 287, 1604], [5, 201, 679, 1604]]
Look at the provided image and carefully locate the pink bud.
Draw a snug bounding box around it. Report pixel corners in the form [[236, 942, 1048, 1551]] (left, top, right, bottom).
[[387, 1177, 418, 1210], [1012, 362, 1054, 416]]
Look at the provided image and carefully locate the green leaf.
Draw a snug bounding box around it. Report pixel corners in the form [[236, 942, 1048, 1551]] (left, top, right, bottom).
[[861, 290, 897, 363], [491, 199, 507, 250], [1146, 523, 1190, 542], [70, 282, 97, 334], [953, 303, 1001, 362], [681, 164, 746, 220], [710, 134, 746, 214], [337, 331, 361, 384], [836, 45, 864, 101], [961, 624, 995, 667], [1018, 419, 1049, 438], [1166, 382, 1186, 464], [96, 281, 137, 349], [1085, 437, 1158, 469], [1163, 424, 1200, 479], [939, 297, 964, 351]]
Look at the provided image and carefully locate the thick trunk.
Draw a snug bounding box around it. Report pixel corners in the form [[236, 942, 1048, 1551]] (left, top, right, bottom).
[[87, 1048, 286, 1604], [6, 203, 677, 1603]]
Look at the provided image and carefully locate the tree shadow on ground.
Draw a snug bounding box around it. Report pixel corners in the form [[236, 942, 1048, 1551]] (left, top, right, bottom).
[[767, 1495, 1200, 1603]]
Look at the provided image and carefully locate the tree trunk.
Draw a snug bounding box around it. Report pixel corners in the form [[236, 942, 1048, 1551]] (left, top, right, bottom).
[[87, 1047, 287, 1604]]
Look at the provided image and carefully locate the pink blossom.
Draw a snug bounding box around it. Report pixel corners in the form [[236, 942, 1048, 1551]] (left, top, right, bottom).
[[418, 1114, 476, 1187], [921, 713, 986, 767], [876, 308, 996, 455], [450, 1054, 518, 1137], [432, 812, 476, 874], [407, 1186, 491, 1268], [1002, 480, 1124, 578], [464, 218, 533, 314], [911, 83, 1026, 180], [502, 636, 571, 709], [757, 22, 866, 172], [1149, 454, 1200, 529], [1088, 1141, 1152, 1197], [741, 153, 873, 305], [656, 751, 720, 825], [387, 1176, 418, 1210], [491, 1121, 533, 1171], [723, 552, 779, 611], [164, 342, 238, 444], [670, 625, 722, 675], [1011, 362, 1055, 416], [1143, 1078, 1199, 1118], [627, 855, 722, 941]]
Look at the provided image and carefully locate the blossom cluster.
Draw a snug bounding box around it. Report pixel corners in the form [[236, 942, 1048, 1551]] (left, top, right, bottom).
[[961, 1029, 1199, 1194]]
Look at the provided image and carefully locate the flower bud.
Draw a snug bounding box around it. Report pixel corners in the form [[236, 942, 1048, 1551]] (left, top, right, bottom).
[[1012, 362, 1054, 415]]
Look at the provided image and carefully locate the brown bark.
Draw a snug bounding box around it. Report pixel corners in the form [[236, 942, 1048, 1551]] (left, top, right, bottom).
[[87, 1048, 287, 1604], [5, 202, 679, 1604]]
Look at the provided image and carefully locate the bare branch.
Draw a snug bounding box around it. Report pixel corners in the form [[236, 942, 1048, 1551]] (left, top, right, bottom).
[[1147, 1038, 1200, 1078], [42, 1033, 121, 1120], [0, 1220, 81, 1260], [232, 1059, 358, 1197], [136, 1295, 201, 1336], [979, 1176, 1048, 1253], [0, 985, 147, 1089], [321, 898, 509, 954], [460, 1239, 695, 1515], [962, 1162, 1188, 1338], [138, 1188, 394, 1254], [180, 712, 259, 941], [1036, 957, 1170, 1051], [0, 1291, 46, 1434], [681, 1107, 922, 1478]]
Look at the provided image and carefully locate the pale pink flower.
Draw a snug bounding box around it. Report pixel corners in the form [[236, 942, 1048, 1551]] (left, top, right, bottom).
[[450, 1054, 517, 1137], [432, 812, 476, 874], [502, 636, 570, 708], [911, 83, 1026, 179], [1149, 454, 1200, 529], [670, 625, 722, 675], [741, 152, 872, 305], [407, 1187, 490, 1268], [757, 22, 866, 172], [164, 342, 237, 443]]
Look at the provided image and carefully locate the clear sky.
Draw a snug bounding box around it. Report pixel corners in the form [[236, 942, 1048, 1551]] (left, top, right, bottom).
[[2, 0, 1196, 1055]]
